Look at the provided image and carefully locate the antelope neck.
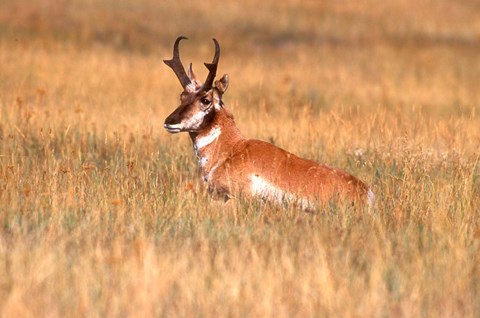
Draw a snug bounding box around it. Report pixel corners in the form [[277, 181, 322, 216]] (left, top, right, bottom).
[[190, 110, 242, 151], [189, 109, 244, 181]]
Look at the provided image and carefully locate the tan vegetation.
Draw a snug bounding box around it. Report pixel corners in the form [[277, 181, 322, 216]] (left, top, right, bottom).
[[0, 0, 479, 316]]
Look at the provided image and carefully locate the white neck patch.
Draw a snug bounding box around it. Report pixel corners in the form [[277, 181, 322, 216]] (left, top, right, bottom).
[[195, 126, 221, 151]]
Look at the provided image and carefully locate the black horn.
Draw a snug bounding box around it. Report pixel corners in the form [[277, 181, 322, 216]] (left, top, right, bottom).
[[202, 38, 220, 91], [164, 36, 192, 89]]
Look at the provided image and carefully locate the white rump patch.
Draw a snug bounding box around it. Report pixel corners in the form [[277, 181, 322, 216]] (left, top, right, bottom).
[[249, 174, 312, 209], [250, 174, 285, 203], [195, 126, 221, 150]]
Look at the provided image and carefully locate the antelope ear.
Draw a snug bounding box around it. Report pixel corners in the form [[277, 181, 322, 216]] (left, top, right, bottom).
[[215, 74, 229, 94], [187, 63, 196, 81], [187, 63, 203, 91]]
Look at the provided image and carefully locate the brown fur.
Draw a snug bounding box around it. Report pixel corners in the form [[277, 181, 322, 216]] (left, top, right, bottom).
[[188, 108, 369, 205], [163, 37, 371, 208]]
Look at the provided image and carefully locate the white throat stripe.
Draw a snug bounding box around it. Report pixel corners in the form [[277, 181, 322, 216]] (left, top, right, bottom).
[[195, 126, 221, 150]]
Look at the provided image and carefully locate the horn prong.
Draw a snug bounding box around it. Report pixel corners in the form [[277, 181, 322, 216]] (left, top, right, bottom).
[[202, 38, 220, 91], [163, 36, 192, 89]]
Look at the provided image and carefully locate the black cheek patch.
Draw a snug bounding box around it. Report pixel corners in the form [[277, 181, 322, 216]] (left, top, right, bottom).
[[203, 107, 216, 124]]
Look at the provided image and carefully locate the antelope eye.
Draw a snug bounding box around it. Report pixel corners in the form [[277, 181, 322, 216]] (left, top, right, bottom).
[[200, 97, 210, 106]]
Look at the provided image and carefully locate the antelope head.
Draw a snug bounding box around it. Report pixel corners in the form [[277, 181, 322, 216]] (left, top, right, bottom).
[[163, 36, 229, 133]]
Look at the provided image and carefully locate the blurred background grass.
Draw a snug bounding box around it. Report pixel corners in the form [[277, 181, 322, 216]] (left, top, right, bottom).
[[0, 0, 479, 317], [2, 0, 480, 112]]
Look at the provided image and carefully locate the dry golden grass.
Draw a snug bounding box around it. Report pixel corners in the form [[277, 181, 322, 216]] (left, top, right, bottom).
[[0, 0, 479, 317]]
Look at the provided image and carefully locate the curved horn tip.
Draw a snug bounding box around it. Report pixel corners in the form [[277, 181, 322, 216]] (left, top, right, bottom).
[[212, 38, 220, 49], [164, 36, 193, 89], [173, 36, 188, 49], [210, 38, 220, 64]]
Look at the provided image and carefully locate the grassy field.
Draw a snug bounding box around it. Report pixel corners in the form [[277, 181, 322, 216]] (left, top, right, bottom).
[[0, 0, 479, 316]]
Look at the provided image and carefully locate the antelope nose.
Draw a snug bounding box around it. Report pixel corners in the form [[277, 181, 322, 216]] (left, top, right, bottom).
[[164, 118, 172, 127], [164, 115, 176, 126]]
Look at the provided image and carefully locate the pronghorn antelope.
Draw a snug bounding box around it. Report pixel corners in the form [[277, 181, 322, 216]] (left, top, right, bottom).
[[163, 36, 374, 209]]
